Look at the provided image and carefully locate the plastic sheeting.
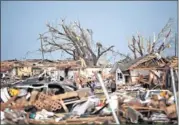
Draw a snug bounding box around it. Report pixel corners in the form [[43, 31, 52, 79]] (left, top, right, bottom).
[[72, 96, 100, 116]]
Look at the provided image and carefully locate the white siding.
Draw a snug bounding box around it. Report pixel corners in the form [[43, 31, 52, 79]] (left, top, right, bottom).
[[11, 68, 17, 76], [50, 68, 111, 81], [116, 68, 125, 85]]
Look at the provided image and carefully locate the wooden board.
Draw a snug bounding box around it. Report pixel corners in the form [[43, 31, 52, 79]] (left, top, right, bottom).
[[27, 116, 114, 124], [51, 91, 78, 100], [122, 106, 165, 112], [60, 99, 69, 113]]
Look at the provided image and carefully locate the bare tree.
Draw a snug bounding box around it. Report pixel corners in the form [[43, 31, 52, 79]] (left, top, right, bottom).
[[128, 18, 174, 59], [39, 19, 114, 66], [128, 36, 138, 59]]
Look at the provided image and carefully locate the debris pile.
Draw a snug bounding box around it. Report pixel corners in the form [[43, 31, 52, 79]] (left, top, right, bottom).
[[0, 82, 114, 124], [117, 90, 178, 124], [0, 56, 178, 124]]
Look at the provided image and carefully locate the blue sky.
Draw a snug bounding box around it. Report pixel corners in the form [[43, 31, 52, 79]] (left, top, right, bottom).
[[1, 1, 178, 61]]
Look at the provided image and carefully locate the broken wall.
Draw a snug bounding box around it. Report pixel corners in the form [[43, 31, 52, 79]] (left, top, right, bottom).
[[50, 69, 77, 81], [130, 69, 149, 83]]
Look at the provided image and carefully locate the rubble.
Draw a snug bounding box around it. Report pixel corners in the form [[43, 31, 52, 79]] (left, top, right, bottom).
[[0, 56, 178, 124]]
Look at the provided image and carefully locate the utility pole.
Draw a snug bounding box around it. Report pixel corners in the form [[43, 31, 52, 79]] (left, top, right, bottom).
[[97, 73, 120, 124], [39, 34, 45, 61], [170, 68, 179, 121]]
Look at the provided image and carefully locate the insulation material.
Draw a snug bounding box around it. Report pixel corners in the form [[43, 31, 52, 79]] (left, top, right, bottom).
[[72, 96, 100, 115]]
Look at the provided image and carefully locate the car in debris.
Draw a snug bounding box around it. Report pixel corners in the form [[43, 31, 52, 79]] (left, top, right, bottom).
[[12, 82, 78, 93], [0, 77, 91, 103]]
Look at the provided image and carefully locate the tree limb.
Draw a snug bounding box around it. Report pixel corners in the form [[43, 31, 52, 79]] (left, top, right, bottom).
[[98, 45, 114, 58], [137, 35, 143, 56]]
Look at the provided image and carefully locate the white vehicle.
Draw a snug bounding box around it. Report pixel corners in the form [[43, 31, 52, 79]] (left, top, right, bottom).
[[139, 90, 171, 101]]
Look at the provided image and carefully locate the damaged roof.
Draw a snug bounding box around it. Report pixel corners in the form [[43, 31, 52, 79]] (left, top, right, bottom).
[[0, 66, 13, 72], [128, 54, 169, 69], [110, 56, 143, 73], [110, 54, 169, 73]]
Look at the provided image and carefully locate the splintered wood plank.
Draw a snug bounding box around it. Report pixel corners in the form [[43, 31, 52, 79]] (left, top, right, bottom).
[[64, 98, 87, 105], [138, 79, 150, 84], [149, 70, 160, 79], [66, 116, 113, 122], [51, 91, 78, 100], [130, 55, 156, 69], [60, 99, 69, 113], [27, 116, 114, 124], [27, 119, 66, 124], [122, 106, 164, 111], [29, 90, 39, 104]]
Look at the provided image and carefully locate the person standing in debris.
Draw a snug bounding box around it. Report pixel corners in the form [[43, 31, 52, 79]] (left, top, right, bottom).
[[88, 80, 96, 94], [163, 62, 172, 90], [111, 79, 116, 93], [87, 80, 94, 93], [72, 81, 77, 90], [64, 66, 71, 79], [92, 80, 96, 89]]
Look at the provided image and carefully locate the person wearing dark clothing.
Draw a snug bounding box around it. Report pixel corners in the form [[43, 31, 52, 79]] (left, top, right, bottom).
[[111, 80, 116, 93], [87, 81, 95, 93], [174, 71, 178, 92], [163, 63, 171, 89], [73, 81, 77, 90], [64, 66, 71, 78]]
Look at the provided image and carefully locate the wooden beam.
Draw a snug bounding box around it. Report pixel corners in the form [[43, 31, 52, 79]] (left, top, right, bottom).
[[66, 116, 114, 122], [27, 116, 114, 124], [132, 67, 177, 70], [138, 79, 150, 84], [149, 70, 160, 79], [60, 99, 69, 113], [52, 91, 78, 100], [122, 106, 165, 112]]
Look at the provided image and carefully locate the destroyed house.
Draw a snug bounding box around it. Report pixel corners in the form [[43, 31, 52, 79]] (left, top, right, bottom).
[[23, 59, 56, 67], [111, 54, 169, 84], [128, 54, 169, 70], [0, 67, 14, 78], [1, 61, 17, 77], [11, 59, 57, 77], [53, 60, 111, 82]]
